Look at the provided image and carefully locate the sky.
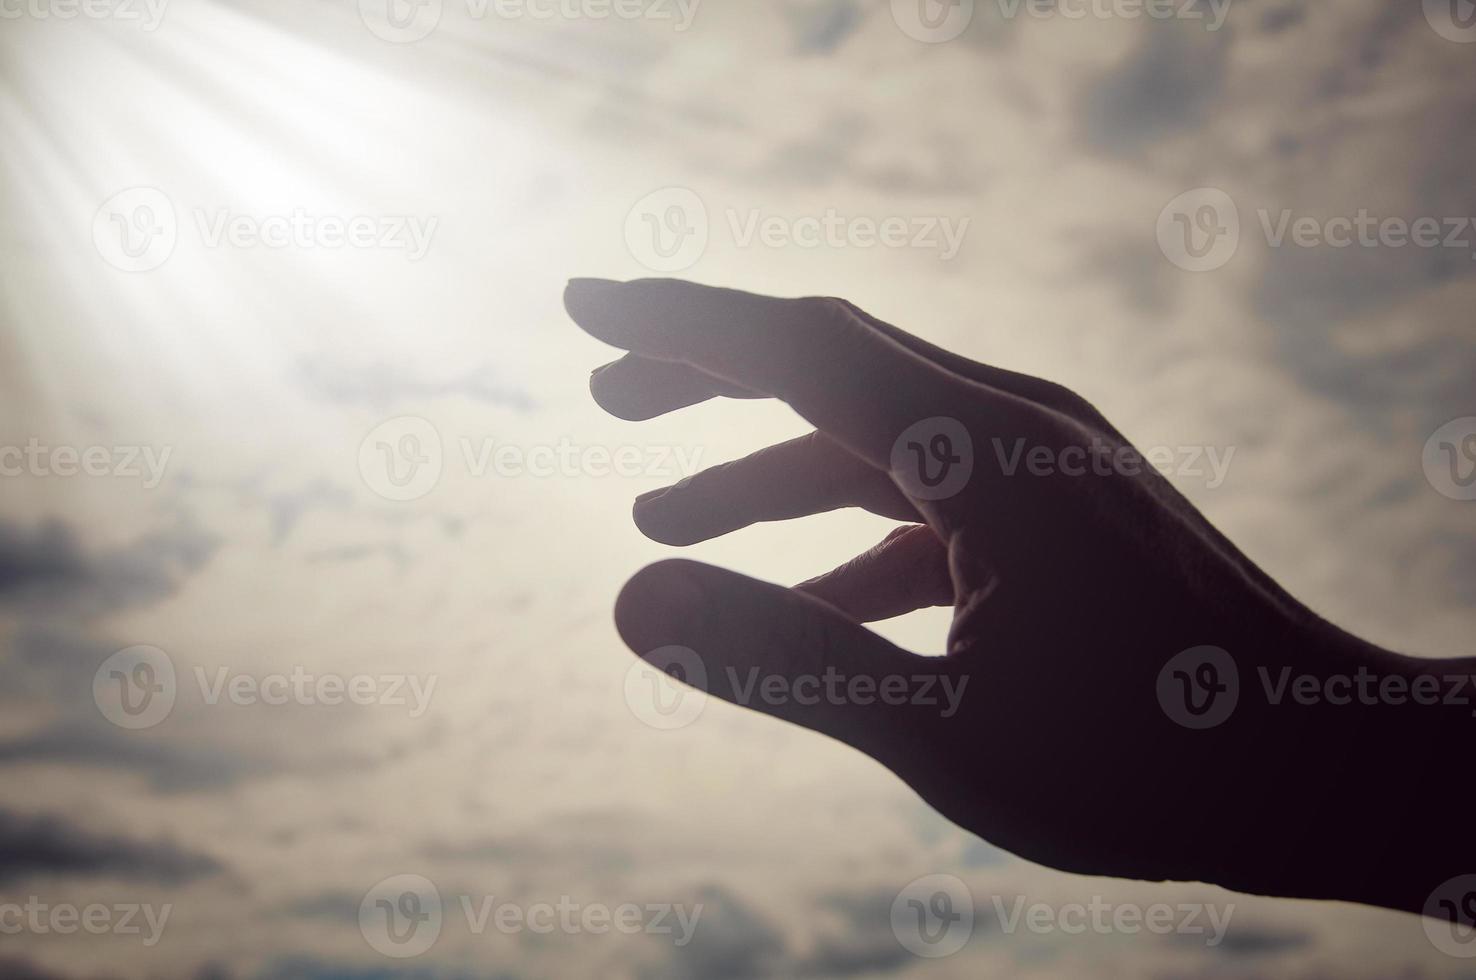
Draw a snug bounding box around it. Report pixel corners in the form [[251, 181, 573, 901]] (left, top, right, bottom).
[[1, 0, 1475, 976]]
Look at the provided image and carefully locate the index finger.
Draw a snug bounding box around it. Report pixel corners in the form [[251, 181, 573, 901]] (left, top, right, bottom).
[[564, 278, 1030, 475]]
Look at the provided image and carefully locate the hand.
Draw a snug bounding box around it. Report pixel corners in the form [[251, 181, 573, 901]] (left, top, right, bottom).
[[564, 277, 1467, 917]]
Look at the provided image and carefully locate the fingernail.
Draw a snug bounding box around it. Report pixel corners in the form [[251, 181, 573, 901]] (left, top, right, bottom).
[[589, 361, 621, 392], [589, 364, 613, 395], [567, 277, 621, 299], [564, 278, 622, 320], [632, 488, 674, 537]]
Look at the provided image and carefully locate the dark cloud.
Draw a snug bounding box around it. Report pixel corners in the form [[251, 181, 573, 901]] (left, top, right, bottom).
[[796, 940, 914, 978], [643, 883, 936, 980], [1189, 923, 1312, 956], [1077, 23, 1231, 155], [797, 887, 918, 977], [0, 958, 227, 980], [643, 885, 786, 980], [0, 521, 88, 601], [0, 722, 268, 792], [0, 808, 221, 885], [0, 515, 233, 791], [1263, 291, 1476, 431], [4, 628, 116, 706], [1341, 3, 1424, 81], [1259, 2, 1304, 34], [1252, 211, 1476, 335], [281, 890, 360, 925], [782, 0, 865, 55], [92, 520, 219, 612], [1250, 82, 1476, 426], [0, 516, 217, 617], [0, 625, 287, 792], [0, 957, 74, 980], [257, 957, 489, 979]]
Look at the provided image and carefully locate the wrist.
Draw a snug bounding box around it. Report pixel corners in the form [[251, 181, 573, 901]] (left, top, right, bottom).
[[1236, 621, 1472, 915]]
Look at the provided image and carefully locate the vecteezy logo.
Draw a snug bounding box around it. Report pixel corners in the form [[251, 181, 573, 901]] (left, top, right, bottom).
[[93, 188, 177, 272], [623, 645, 708, 730], [1156, 188, 1240, 273], [891, 0, 974, 42], [890, 417, 973, 501], [358, 416, 443, 502], [1425, 0, 1476, 42], [360, 874, 442, 958], [1157, 645, 1238, 730], [93, 646, 176, 730], [623, 188, 708, 273], [1423, 418, 1476, 501], [359, 0, 443, 42], [1424, 875, 1476, 957], [891, 874, 973, 958]]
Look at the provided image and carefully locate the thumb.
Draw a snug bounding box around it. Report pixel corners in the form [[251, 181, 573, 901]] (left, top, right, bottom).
[[614, 559, 957, 770]]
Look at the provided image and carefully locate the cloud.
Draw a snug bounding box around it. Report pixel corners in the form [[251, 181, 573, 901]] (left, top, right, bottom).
[[1259, 2, 1305, 34], [644, 885, 786, 980], [0, 723, 270, 792], [644, 883, 937, 979], [298, 358, 536, 413], [266, 480, 355, 543], [0, 957, 74, 980], [0, 521, 89, 602], [1076, 24, 1231, 155], [253, 957, 486, 980], [794, 887, 918, 977], [2, 1, 1472, 977], [0, 808, 222, 886], [1209, 924, 1314, 956], [782, 0, 865, 55], [748, 113, 981, 194], [305, 543, 411, 569], [0, 516, 218, 617]]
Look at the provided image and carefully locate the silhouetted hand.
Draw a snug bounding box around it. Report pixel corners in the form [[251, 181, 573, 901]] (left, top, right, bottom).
[[564, 277, 1470, 918]]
